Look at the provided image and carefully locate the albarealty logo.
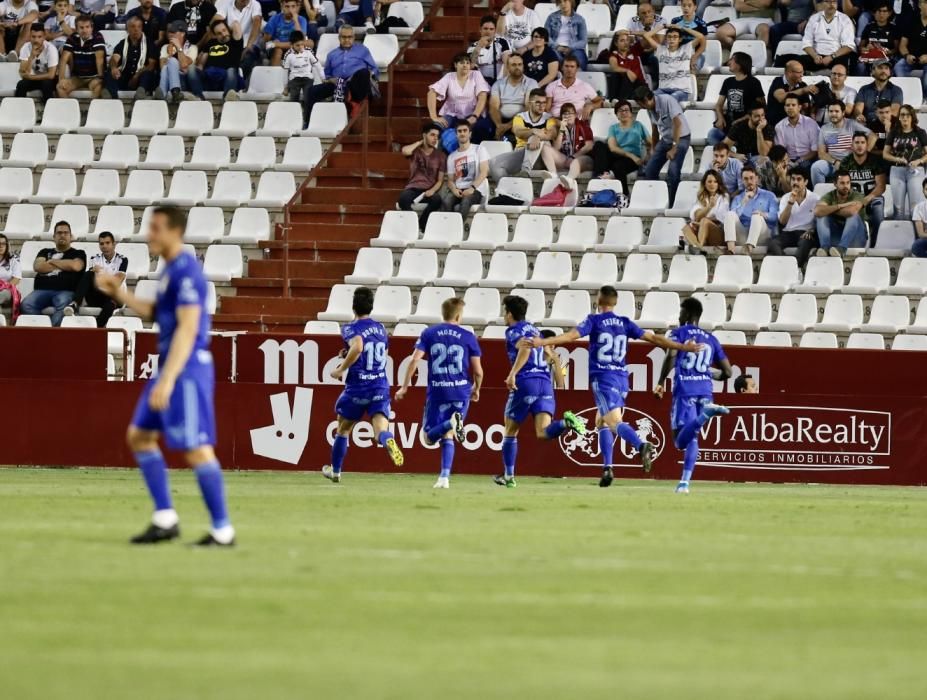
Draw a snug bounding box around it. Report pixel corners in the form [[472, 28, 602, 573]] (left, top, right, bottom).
[[697, 406, 892, 471]]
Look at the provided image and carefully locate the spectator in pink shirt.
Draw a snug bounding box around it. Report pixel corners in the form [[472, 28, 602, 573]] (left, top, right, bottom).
[[544, 55, 602, 118], [427, 53, 494, 144]]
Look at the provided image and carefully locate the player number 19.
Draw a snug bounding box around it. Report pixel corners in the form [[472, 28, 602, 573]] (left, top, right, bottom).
[[363, 341, 387, 371]]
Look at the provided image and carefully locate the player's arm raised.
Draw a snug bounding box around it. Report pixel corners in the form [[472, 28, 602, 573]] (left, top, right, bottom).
[[331, 335, 362, 382], [95, 273, 155, 320], [470, 356, 484, 402], [641, 330, 701, 353], [149, 305, 200, 410], [523, 328, 581, 348], [395, 349, 426, 401]]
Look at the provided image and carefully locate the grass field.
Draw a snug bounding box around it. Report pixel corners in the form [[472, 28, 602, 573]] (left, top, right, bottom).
[[1, 468, 925, 700]]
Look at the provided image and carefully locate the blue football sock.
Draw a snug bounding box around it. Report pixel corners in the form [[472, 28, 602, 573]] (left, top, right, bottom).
[[598, 427, 615, 469], [681, 440, 698, 483], [544, 419, 566, 439], [135, 449, 172, 511], [502, 437, 518, 477], [194, 460, 230, 529], [427, 419, 453, 444], [675, 418, 701, 450], [439, 438, 455, 478], [331, 434, 349, 474], [616, 422, 643, 450], [377, 430, 394, 447]]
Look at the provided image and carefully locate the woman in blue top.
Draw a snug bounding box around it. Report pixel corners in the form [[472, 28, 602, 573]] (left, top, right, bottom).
[[589, 100, 649, 194], [544, 0, 588, 69]]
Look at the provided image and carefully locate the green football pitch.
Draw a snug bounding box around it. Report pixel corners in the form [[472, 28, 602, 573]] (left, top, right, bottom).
[[1, 468, 925, 700]]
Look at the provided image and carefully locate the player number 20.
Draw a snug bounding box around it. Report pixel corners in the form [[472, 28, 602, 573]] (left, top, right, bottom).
[[595, 333, 627, 364], [680, 347, 712, 372], [363, 341, 388, 371], [430, 343, 465, 375]]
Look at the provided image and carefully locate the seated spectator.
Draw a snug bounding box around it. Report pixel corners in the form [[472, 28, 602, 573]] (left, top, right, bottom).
[[428, 53, 493, 145], [187, 19, 243, 101], [539, 101, 594, 179], [43, 0, 73, 52], [626, 2, 664, 86], [470, 14, 511, 84], [853, 60, 902, 123], [76, 0, 114, 32], [811, 99, 875, 185], [544, 0, 588, 70], [843, 0, 877, 39], [488, 53, 537, 142], [154, 21, 197, 102], [841, 132, 887, 238], [56, 14, 104, 98], [724, 100, 775, 162], [545, 55, 602, 118], [0, 234, 22, 315], [785, 0, 857, 71], [895, 1, 927, 94], [20, 221, 86, 327], [126, 0, 168, 46], [867, 98, 895, 151], [105, 16, 157, 99], [755, 144, 792, 196], [642, 25, 702, 103], [214, 0, 262, 77], [304, 25, 378, 125], [857, 2, 898, 76], [715, 0, 774, 49], [443, 122, 489, 219], [522, 27, 559, 88], [814, 63, 856, 122], [712, 142, 744, 193], [15, 22, 56, 101], [671, 0, 708, 67], [0, 0, 38, 61], [767, 60, 814, 127], [489, 87, 555, 180], [65, 231, 126, 327], [262, 0, 306, 66], [336, 0, 375, 34], [682, 169, 730, 255], [497, 0, 541, 54], [283, 30, 323, 124], [167, 0, 217, 48], [912, 178, 927, 256], [769, 167, 819, 268], [768, 0, 815, 59], [634, 85, 691, 204], [589, 99, 648, 194], [398, 122, 447, 232], [708, 52, 764, 146], [813, 170, 869, 256], [723, 164, 779, 255], [775, 93, 821, 166], [882, 104, 927, 219], [604, 30, 645, 101]]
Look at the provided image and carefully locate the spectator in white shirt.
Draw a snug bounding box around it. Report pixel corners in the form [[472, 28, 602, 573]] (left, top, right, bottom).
[[283, 30, 323, 124], [769, 167, 820, 268], [214, 0, 262, 78], [42, 0, 73, 51], [497, 0, 542, 53], [15, 22, 56, 101], [781, 0, 857, 72], [0, 0, 39, 60], [682, 170, 730, 254], [443, 122, 489, 219], [64, 231, 127, 327]]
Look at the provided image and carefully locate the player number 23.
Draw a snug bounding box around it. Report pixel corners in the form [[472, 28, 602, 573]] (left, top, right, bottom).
[[430, 343, 465, 375], [595, 333, 627, 364]]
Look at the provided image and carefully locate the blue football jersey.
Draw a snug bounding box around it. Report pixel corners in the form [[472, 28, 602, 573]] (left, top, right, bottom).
[[342, 317, 390, 390], [155, 252, 211, 361], [575, 312, 645, 378], [505, 321, 550, 380], [669, 324, 726, 397], [415, 323, 482, 398]]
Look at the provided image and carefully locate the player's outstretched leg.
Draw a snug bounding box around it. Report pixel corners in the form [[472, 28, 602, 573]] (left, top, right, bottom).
[[425, 412, 463, 445], [188, 449, 235, 547], [561, 411, 586, 436], [616, 422, 654, 473], [434, 438, 454, 488], [323, 433, 349, 483], [128, 428, 180, 544], [676, 440, 699, 494], [371, 414, 403, 468], [673, 402, 729, 492], [598, 424, 615, 487]]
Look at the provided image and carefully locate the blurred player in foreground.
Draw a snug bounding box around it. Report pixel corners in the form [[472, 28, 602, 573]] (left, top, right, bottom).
[[396, 297, 483, 489], [526, 285, 701, 488], [498, 295, 586, 488], [654, 298, 733, 493], [323, 287, 403, 483], [95, 206, 234, 546]]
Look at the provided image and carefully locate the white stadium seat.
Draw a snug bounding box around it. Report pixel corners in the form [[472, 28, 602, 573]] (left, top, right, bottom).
[[908, 298, 927, 334], [616, 253, 663, 291], [523, 251, 572, 289], [251, 171, 296, 208], [73, 169, 120, 205], [167, 101, 215, 137], [47, 205, 88, 239], [799, 331, 839, 348], [276, 136, 322, 172], [257, 101, 304, 137], [713, 330, 747, 345], [815, 294, 864, 333], [480, 250, 528, 288], [94, 206, 136, 241], [723, 293, 772, 332], [230, 136, 278, 170], [663, 254, 708, 293], [317, 284, 359, 322], [639, 217, 683, 254], [364, 33, 399, 68], [546, 289, 591, 327], [315, 33, 340, 65], [589, 107, 618, 141], [530, 178, 579, 215], [569, 252, 618, 290], [4, 132, 48, 167], [0, 167, 33, 203], [184, 207, 226, 244], [214, 101, 259, 137], [116, 242, 152, 280], [106, 317, 143, 356], [203, 244, 244, 282], [691, 292, 728, 329], [667, 181, 699, 217], [0, 97, 36, 132], [408, 286, 456, 324], [139, 134, 186, 170], [48, 133, 94, 169], [485, 178, 534, 214], [792, 257, 844, 294], [460, 213, 508, 250], [3, 203, 44, 240], [576, 2, 611, 36], [869, 221, 914, 256], [226, 207, 271, 245], [595, 216, 643, 253], [16, 315, 52, 327], [437, 249, 483, 287], [244, 66, 287, 100], [77, 99, 125, 135], [481, 325, 507, 339], [860, 296, 910, 334], [344, 248, 393, 285], [768, 294, 818, 332], [151, 244, 197, 279], [93, 134, 140, 169], [391, 248, 438, 286], [505, 214, 554, 252], [121, 170, 165, 206], [844, 257, 890, 295], [387, 1, 424, 34], [754, 256, 800, 294], [892, 335, 927, 351], [551, 216, 598, 252], [208, 171, 253, 208], [184, 135, 231, 170], [729, 39, 766, 71], [371, 285, 412, 323], [479, 140, 512, 161], [685, 110, 715, 147], [753, 331, 792, 347], [846, 332, 885, 350], [637, 291, 680, 330], [393, 323, 427, 337], [61, 316, 97, 329], [32, 168, 77, 205], [305, 320, 341, 335], [624, 180, 669, 217], [305, 102, 348, 138], [461, 287, 502, 325], [417, 212, 464, 249], [123, 100, 169, 136], [373, 211, 419, 248], [163, 171, 209, 207], [890, 258, 927, 295], [35, 98, 80, 134], [706, 255, 754, 292]]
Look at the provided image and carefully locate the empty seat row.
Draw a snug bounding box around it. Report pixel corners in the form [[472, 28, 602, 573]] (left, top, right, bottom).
[[0, 97, 346, 139], [4, 205, 270, 244], [0, 132, 320, 172], [0, 168, 296, 210]]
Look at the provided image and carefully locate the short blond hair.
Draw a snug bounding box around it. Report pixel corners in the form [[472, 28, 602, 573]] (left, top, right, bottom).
[[441, 297, 465, 322]]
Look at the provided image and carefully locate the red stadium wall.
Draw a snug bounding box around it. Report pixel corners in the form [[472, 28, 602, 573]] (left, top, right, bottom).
[[1, 330, 925, 485]]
